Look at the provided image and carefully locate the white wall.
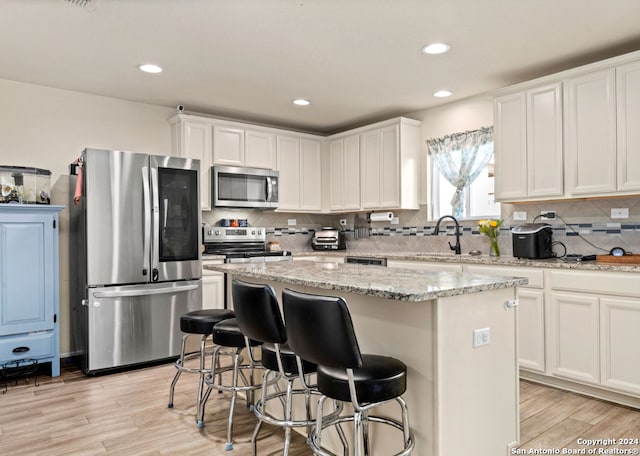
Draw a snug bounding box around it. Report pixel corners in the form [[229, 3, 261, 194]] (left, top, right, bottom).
[[0, 78, 176, 355], [406, 94, 494, 206]]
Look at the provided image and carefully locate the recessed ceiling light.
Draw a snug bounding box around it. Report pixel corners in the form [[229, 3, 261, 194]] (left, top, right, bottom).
[[433, 90, 453, 98], [138, 64, 162, 74], [292, 98, 311, 106], [421, 43, 451, 55]]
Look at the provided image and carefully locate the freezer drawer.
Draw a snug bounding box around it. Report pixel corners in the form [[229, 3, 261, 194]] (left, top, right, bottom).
[[84, 280, 201, 373]]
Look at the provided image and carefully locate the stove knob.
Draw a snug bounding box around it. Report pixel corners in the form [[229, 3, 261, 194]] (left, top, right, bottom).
[[251, 230, 256, 235], [215, 230, 220, 235], [257, 229, 262, 235]]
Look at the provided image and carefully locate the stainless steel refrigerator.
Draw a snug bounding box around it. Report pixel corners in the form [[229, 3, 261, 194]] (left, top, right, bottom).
[[70, 148, 202, 374]]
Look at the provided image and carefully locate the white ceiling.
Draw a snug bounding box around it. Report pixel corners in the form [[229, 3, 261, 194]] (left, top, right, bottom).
[[2, 0, 640, 134]]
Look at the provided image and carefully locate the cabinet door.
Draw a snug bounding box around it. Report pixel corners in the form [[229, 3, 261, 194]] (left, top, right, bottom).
[[343, 135, 361, 210], [0, 216, 54, 335], [517, 288, 545, 373], [276, 136, 301, 210], [213, 125, 245, 166], [328, 139, 345, 210], [176, 119, 213, 210], [616, 60, 640, 192], [202, 271, 225, 310], [550, 292, 600, 384], [494, 92, 527, 201], [527, 83, 564, 198], [600, 297, 640, 396], [245, 129, 276, 169], [360, 129, 381, 209], [299, 139, 322, 211], [379, 124, 400, 208], [564, 69, 616, 195]]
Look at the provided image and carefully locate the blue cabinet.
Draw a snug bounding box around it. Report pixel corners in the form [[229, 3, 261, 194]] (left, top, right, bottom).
[[0, 205, 63, 377]]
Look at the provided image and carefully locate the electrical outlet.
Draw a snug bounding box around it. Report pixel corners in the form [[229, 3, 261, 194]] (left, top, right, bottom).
[[611, 208, 629, 219], [513, 211, 527, 221], [287, 219, 297, 226], [473, 328, 491, 348], [339, 219, 347, 226], [391, 217, 400, 225], [540, 211, 556, 221]]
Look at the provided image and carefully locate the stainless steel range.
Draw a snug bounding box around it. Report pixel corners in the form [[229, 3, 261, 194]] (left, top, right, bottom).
[[203, 226, 292, 263]]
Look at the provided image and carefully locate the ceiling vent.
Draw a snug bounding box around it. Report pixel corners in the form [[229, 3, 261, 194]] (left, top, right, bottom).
[[65, 0, 92, 7]]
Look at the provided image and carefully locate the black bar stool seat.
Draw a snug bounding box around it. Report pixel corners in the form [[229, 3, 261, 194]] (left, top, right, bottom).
[[181, 309, 236, 334], [261, 342, 316, 374], [212, 318, 262, 348], [317, 354, 407, 404], [168, 309, 235, 410]]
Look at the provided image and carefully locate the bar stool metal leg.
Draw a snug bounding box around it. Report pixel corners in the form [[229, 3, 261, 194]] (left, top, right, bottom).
[[167, 333, 188, 408]]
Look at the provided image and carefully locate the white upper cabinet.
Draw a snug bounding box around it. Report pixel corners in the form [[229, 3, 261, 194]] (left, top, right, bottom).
[[276, 135, 322, 212], [495, 51, 640, 200], [245, 129, 276, 169], [527, 83, 564, 198], [494, 92, 527, 201], [359, 118, 420, 210], [213, 124, 276, 169], [494, 83, 563, 201], [171, 115, 213, 210], [328, 134, 360, 211], [616, 60, 640, 192], [564, 68, 617, 196]]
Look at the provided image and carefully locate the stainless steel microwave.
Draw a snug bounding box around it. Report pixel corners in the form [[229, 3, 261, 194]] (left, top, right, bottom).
[[212, 165, 279, 209]]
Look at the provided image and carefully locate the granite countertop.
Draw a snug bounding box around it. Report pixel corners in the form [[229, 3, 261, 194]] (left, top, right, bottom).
[[292, 251, 640, 273], [204, 261, 527, 302]]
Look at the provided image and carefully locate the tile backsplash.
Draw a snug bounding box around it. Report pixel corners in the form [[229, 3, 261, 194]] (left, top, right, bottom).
[[202, 196, 640, 257]]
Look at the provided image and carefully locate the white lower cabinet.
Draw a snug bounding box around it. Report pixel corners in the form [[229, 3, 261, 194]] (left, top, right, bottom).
[[600, 297, 640, 396], [202, 261, 225, 310], [549, 292, 600, 384], [464, 265, 546, 373], [547, 269, 640, 399]]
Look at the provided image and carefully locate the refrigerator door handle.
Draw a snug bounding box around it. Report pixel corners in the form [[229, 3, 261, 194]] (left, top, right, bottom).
[[93, 283, 199, 299], [150, 166, 160, 281], [142, 166, 151, 276]]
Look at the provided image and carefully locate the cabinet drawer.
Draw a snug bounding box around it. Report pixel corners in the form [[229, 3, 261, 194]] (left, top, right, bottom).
[[549, 270, 640, 297], [0, 332, 54, 362], [464, 265, 543, 288]]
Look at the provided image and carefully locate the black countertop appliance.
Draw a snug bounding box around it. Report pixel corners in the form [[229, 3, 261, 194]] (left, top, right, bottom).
[[511, 223, 554, 259]]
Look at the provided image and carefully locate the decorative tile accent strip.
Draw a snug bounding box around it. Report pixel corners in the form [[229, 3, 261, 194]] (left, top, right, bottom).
[[263, 222, 640, 238]]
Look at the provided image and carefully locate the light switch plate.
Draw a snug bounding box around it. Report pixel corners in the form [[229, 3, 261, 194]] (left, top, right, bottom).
[[513, 211, 527, 221], [391, 217, 400, 225], [287, 219, 297, 226]]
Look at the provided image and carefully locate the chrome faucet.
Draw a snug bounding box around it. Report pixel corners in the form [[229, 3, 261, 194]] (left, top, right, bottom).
[[433, 215, 462, 255]]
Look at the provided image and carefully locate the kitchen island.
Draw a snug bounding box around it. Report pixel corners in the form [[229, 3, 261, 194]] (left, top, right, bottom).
[[205, 260, 528, 456]]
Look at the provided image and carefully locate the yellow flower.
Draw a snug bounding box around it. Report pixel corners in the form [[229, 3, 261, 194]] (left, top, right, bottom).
[[490, 220, 497, 227]]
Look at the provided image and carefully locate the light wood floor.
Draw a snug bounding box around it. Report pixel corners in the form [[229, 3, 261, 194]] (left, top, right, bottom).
[[1, 361, 639, 455]]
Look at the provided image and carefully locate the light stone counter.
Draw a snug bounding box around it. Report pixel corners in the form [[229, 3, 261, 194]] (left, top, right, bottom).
[[208, 260, 522, 455], [291, 251, 640, 273], [204, 260, 527, 302]]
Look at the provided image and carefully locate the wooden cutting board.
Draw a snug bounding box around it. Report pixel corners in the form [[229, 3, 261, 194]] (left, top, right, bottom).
[[596, 254, 640, 264]]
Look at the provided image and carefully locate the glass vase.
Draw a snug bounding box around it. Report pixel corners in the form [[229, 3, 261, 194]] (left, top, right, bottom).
[[489, 237, 500, 257]]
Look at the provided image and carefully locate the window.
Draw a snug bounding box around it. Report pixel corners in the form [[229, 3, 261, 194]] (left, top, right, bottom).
[[428, 126, 500, 220]]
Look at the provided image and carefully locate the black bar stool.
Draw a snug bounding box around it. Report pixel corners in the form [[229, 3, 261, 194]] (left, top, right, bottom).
[[168, 309, 235, 412], [231, 279, 347, 456], [197, 316, 264, 451], [283, 288, 415, 456]]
